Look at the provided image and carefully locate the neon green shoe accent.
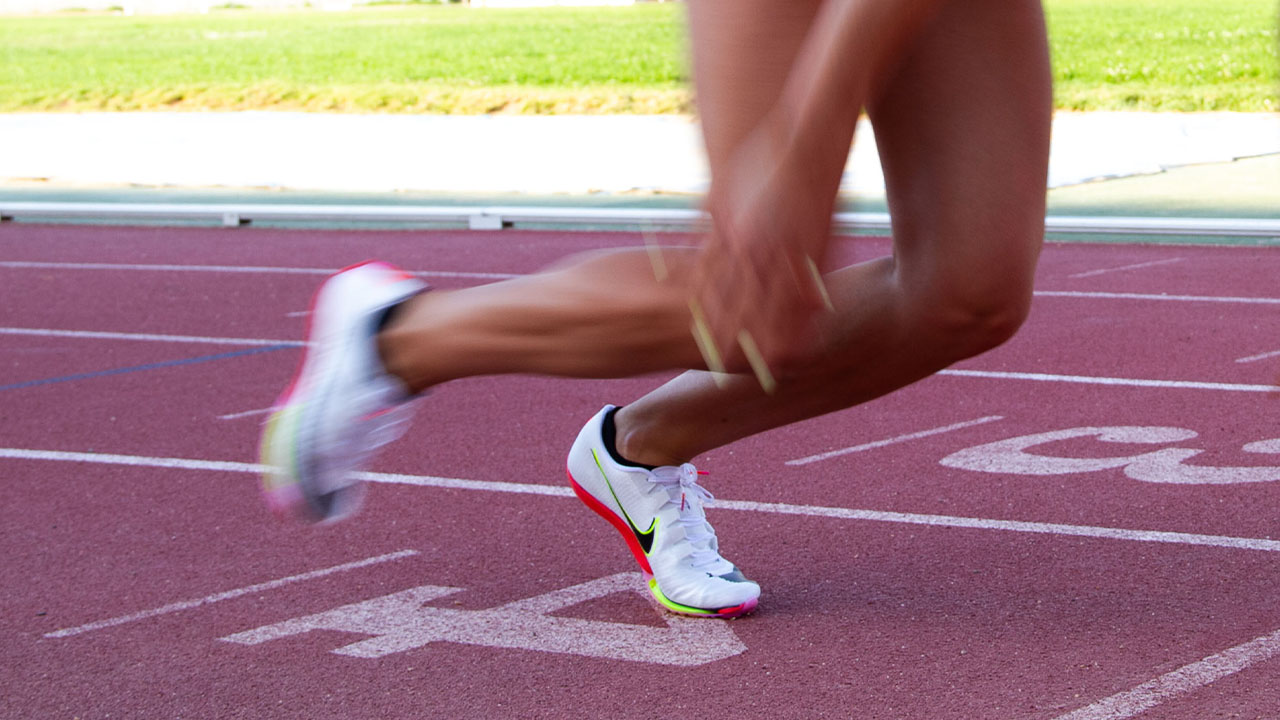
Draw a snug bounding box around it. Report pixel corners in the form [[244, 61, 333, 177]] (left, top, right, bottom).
[[647, 577, 720, 616], [590, 448, 658, 551], [259, 409, 284, 491], [260, 404, 300, 493]]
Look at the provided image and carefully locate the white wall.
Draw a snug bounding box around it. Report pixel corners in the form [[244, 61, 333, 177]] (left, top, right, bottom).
[[471, 0, 634, 6], [0, 0, 649, 12], [1, 0, 384, 14]]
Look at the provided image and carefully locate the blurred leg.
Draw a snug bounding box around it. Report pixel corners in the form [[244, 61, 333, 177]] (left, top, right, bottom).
[[378, 0, 827, 392], [378, 0, 1051, 468], [614, 0, 1052, 466]]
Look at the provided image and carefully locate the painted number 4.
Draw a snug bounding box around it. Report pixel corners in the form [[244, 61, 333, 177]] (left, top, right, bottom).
[[941, 426, 1280, 484]]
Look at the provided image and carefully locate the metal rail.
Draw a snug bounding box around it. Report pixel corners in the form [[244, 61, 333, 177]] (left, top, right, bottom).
[[2, 201, 1278, 238]]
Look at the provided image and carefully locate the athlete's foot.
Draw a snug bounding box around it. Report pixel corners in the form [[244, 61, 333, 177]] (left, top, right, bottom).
[[566, 405, 760, 617], [259, 261, 425, 523]]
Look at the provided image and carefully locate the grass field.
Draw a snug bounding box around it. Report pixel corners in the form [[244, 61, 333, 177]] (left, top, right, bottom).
[[1046, 0, 1278, 111], [1, 0, 1275, 113]]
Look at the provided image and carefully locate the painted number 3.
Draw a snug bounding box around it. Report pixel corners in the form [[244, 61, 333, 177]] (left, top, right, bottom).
[[940, 426, 1280, 485]]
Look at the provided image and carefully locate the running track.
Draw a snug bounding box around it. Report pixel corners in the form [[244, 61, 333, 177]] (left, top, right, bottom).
[[3, 223, 1280, 719]]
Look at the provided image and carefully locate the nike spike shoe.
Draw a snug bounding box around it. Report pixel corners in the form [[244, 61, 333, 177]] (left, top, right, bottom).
[[566, 406, 760, 618], [259, 260, 425, 523]]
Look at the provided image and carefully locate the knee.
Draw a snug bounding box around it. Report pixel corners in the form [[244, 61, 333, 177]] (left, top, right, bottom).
[[914, 276, 1033, 362]]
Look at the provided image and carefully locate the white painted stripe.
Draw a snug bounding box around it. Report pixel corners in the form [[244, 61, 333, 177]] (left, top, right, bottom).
[[786, 415, 1005, 466], [7, 260, 1277, 306], [0, 260, 334, 275], [4, 328, 1273, 394], [217, 407, 275, 421], [44, 550, 419, 639], [1236, 349, 1280, 364], [716, 499, 1280, 552], [0, 448, 265, 473], [1068, 257, 1184, 279], [0, 326, 302, 347], [0, 260, 518, 280], [1035, 290, 1280, 305], [353, 469, 575, 498], [1053, 626, 1280, 720], [0, 448, 572, 497], [5, 448, 1280, 554], [939, 369, 1279, 393]]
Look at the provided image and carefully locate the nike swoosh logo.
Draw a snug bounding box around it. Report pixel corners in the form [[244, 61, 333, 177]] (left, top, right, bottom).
[[591, 449, 657, 554]]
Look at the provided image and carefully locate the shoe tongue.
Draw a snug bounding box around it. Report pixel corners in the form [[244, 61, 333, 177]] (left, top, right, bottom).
[[648, 465, 683, 484]]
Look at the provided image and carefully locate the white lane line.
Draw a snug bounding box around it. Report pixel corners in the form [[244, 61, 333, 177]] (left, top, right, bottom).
[[6, 448, 1280, 554], [44, 550, 419, 639], [0, 260, 518, 280], [786, 415, 1005, 466], [717, 499, 1280, 552], [1237, 349, 1280, 364], [4, 328, 1273, 394], [217, 407, 274, 421], [1054, 626, 1280, 720], [0, 448, 264, 473], [1068, 257, 1184, 279], [5, 261, 1279, 304], [0, 327, 303, 347], [284, 310, 311, 318], [938, 369, 1279, 393], [1035, 290, 1280, 305]]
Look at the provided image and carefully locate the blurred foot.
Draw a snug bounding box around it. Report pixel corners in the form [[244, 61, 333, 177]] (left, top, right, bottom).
[[260, 260, 425, 523]]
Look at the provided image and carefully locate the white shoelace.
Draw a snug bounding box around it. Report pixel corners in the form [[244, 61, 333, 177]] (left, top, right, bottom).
[[649, 463, 723, 571]]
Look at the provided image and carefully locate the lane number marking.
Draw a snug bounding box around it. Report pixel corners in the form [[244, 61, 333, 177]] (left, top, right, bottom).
[[221, 572, 746, 666], [942, 426, 1280, 484]]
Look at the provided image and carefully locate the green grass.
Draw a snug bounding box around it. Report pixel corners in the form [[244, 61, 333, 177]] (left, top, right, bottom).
[[0, 4, 689, 113], [1046, 0, 1278, 111], [0, 0, 1274, 113]]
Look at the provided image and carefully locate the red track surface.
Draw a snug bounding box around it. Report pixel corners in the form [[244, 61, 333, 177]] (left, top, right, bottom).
[[4, 224, 1280, 719]]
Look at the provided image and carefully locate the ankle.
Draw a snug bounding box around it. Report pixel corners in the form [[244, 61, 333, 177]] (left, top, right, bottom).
[[376, 294, 435, 394], [613, 406, 689, 468]]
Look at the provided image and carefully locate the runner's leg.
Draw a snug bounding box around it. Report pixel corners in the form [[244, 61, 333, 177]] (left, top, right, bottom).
[[613, 0, 1052, 466], [376, 0, 1051, 466], [375, 0, 824, 393]]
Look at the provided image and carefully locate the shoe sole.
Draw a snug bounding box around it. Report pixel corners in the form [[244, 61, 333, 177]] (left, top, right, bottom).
[[566, 466, 757, 619]]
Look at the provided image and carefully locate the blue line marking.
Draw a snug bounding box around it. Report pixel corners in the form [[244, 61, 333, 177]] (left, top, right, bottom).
[[0, 344, 295, 393]]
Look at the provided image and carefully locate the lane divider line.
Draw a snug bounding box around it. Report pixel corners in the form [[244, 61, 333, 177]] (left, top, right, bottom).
[[716, 498, 1280, 553], [5, 327, 1274, 393], [0, 326, 303, 347], [938, 369, 1279, 393], [0, 345, 295, 393], [1236, 349, 1280, 364], [5, 447, 1280, 554], [5, 261, 1280, 305], [785, 415, 1004, 466], [217, 407, 275, 421], [1034, 290, 1280, 305], [0, 260, 518, 280], [44, 550, 419, 639], [1068, 257, 1184, 279], [1053, 625, 1280, 720]]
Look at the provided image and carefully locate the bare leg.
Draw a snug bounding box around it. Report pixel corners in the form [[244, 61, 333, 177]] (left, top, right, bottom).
[[378, 0, 827, 395], [378, 249, 702, 391], [615, 0, 1052, 466], [376, 0, 1051, 467]]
